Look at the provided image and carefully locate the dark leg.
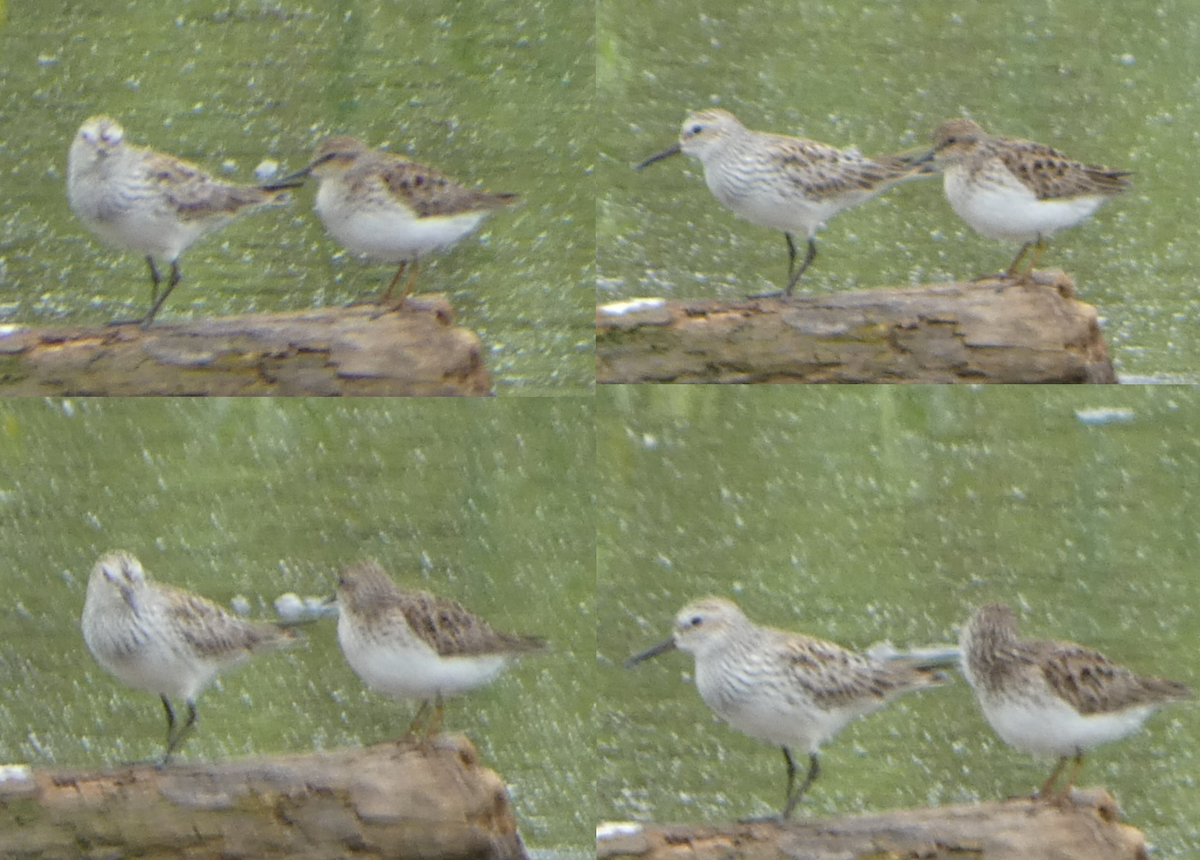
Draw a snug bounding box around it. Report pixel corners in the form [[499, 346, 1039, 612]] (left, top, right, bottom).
[[781, 749, 820, 819], [109, 257, 163, 326], [139, 260, 182, 329], [146, 257, 161, 308], [163, 699, 199, 764], [160, 695, 177, 756], [749, 233, 816, 299], [784, 238, 818, 296]]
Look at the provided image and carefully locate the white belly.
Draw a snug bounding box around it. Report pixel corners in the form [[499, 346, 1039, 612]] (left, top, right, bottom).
[[337, 616, 508, 699], [979, 693, 1156, 757], [944, 170, 1104, 242], [315, 185, 487, 262]]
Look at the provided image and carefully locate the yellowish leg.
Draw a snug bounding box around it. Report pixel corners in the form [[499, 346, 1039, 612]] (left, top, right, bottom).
[[1056, 752, 1086, 799], [1004, 241, 1036, 280], [379, 261, 410, 305], [1037, 755, 1070, 799], [422, 695, 446, 742], [1023, 237, 1047, 278], [404, 699, 432, 740]]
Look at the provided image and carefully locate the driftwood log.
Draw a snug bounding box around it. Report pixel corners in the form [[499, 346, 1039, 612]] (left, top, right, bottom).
[[597, 271, 1116, 384], [597, 790, 1146, 860], [0, 735, 529, 860], [0, 298, 491, 396]]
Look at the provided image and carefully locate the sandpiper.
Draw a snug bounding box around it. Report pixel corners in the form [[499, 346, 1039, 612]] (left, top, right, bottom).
[[66, 115, 298, 328], [333, 560, 547, 740], [959, 603, 1191, 799], [80, 551, 297, 763], [635, 109, 932, 297], [284, 136, 517, 311], [929, 118, 1131, 280], [625, 596, 946, 819]]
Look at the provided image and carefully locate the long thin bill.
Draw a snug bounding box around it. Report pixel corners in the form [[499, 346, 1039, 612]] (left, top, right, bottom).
[[633, 143, 682, 171], [624, 637, 677, 668]]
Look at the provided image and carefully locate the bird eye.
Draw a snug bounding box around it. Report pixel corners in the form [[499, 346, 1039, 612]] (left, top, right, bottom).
[[689, 615, 703, 627], [689, 125, 703, 135]]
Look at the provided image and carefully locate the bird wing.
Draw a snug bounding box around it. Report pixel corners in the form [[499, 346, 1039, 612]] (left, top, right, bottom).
[[1032, 638, 1189, 714], [163, 585, 293, 658], [145, 151, 274, 218], [363, 158, 516, 218], [763, 135, 922, 202], [781, 634, 917, 708], [994, 138, 1131, 200], [399, 591, 546, 657]]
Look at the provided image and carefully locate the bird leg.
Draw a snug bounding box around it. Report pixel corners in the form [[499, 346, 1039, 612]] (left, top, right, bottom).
[[160, 695, 176, 758], [404, 699, 433, 740], [1036, 754, 1071, 799], [422, 694, 446, 742], [1003, 241, 1037, 281], [162, 698, 198, 764], [784, 237, 818, 297], [750, 233, 817, 299], [139, 260, 183, 329], [781, 748, 820, 819], [146, 257, 161, 308], [377, 258, 420, 307]]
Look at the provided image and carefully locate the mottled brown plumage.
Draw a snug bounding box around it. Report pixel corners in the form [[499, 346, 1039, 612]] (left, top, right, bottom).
[[960, 602, 1190, 798], [338, 560, 546, 657], [334, 559, 546, 741]]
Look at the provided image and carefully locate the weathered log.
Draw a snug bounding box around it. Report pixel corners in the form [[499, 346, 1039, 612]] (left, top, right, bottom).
[[597, 271, 1116, 384], [0, 298, 491, 396], [597, 790, 1146, 860], [0, 735, 529, 860]]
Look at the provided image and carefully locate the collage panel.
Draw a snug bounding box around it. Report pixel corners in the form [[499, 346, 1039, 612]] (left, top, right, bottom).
[[599, 0, 1200, 384], [598, 386, 1200, 856], [0, 1, 594, 396], [0, 398, 595, 858]]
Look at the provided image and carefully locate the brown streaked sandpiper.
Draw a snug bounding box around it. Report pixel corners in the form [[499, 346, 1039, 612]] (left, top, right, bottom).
[[929, 118, 1131, 281], [635, 108, 933, 297], [284, 136, 518, 312], [625, 596, 947, 819], [80, 551, 298, 764], [959, 602, 1191, 799], [66, 115, 298, 328], [333, 560, 547, 741]]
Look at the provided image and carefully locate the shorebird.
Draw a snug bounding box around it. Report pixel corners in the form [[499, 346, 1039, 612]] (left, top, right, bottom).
[[635, 108, 932, 297], [66, 115, 298, 328], [333, 560, 547, 741], [928, 118, 1131, 281], [626, 596, 947, 819], [284, 136, 517, 311], [959, 602, 1191, 799], [80, 551, 297, 763]]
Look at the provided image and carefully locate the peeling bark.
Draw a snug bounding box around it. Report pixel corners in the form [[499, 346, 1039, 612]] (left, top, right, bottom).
[[598, 790, 1147, 860], [597, 271, 1116, 384], [0, 736, 528, 860], [0, 298, 491, 396]]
